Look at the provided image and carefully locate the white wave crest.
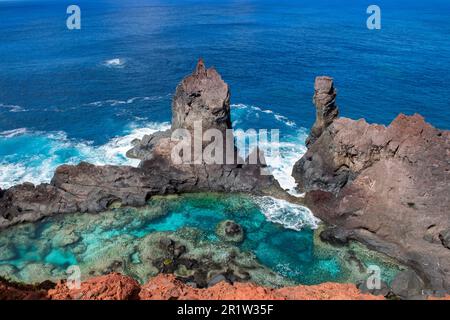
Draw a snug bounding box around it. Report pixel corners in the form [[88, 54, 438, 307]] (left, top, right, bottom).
[[103, 58, 125, 68], [231, 103, 296, 127], [0, 122, 170, 189], [254, 196, 320, 231], [232, 104, 308, 195], [85, 94, 171, 107], [0, 103, 27, 113], [0, 128, 28, 138]]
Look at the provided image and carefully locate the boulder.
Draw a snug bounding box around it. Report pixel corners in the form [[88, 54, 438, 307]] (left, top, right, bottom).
[[216, 220, 245, 243], [319, 226, 352, 246], [390, 270, 425, 300]]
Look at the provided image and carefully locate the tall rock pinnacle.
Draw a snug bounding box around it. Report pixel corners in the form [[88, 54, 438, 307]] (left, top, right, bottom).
[[306, 76, 339, 147], [171, 59, 232, 134]]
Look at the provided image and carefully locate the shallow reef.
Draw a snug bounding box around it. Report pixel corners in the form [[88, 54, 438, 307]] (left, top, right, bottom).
[[0, 193, 404, 287]]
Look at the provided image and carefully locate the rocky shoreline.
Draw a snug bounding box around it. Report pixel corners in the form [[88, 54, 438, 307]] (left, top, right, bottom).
[[293, 77, 450, 298], [0, 60, 284, 230], [0, 60, 449, 300]]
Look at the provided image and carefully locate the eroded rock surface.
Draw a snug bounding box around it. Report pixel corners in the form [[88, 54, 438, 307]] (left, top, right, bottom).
[[292, 78, 450, 296], [0, 60, 282, 229], [0, 277, 51, 300], [0, 273, 385, 300], [48, 273, 140, 300], [305, 76, 338, 147]]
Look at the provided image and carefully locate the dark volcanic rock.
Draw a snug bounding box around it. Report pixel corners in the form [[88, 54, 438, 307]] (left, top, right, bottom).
[[126, 129, 171, 160], [216, 220, 245, 243], [292, 79, 450, 296], [390, 270, 426, 300], [439, 229, 450, 250], [0, 277, 52, 300], [171, 58, 231, 134], [0, 60, 283, 229], [305, 76, 338, 147], [319, 226, 352, 246]]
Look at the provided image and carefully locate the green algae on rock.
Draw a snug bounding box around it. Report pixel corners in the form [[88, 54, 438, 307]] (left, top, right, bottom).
[[0, 193, 403, 288], [216, 220, 244, 243]]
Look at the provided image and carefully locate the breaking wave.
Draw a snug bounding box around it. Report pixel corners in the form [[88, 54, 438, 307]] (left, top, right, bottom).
[[85, 94, 171, 107], [0, 103, 27, 113], [254, 196, 320, 231], [0, 122, 170, 189], [103, 58, 126, 68], [1, 101, 307, 197], [231, 103, 308, 195]]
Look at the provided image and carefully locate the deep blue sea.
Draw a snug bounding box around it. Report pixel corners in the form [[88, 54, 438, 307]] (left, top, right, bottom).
[[0, 0, 449, 189]]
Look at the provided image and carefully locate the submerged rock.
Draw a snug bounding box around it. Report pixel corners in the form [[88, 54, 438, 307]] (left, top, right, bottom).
[[135, 228, 291, 288], [216, 220, 244, 243], [0, 244, 16, 261], [292, 78, 450, 296]]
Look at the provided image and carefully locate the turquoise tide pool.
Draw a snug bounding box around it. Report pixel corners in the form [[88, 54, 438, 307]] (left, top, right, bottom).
[[0, 194, 403, 287]]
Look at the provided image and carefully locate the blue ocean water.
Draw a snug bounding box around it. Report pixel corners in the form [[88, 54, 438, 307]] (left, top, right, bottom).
[[0, 0, 449, 188]]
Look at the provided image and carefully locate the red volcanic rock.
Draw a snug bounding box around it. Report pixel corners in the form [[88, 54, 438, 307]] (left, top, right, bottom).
[[276, 282, 383, 300], [0, 273, 384, 300], [48, 273, 140, 300], [139, 274, 383, 300], [0, 277, 49, 300]]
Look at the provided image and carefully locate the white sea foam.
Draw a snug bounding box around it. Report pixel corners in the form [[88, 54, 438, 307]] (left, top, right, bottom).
[[0, 128, 28, 138], [261, 135, 307, 196], [231, 103, 296, 127], [254, 196, 320, 231], [0, 103, 27, 113], [0, 122, 170, 189], [103, 58, 125, 68], [1, 101, 306, 197], [231, 103, 308, 195], [85, 94, 171, 107]]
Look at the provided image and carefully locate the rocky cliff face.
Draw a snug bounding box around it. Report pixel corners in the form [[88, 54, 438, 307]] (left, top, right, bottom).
[[0, 60, 282, 229], [292, 77, 450, 297]]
